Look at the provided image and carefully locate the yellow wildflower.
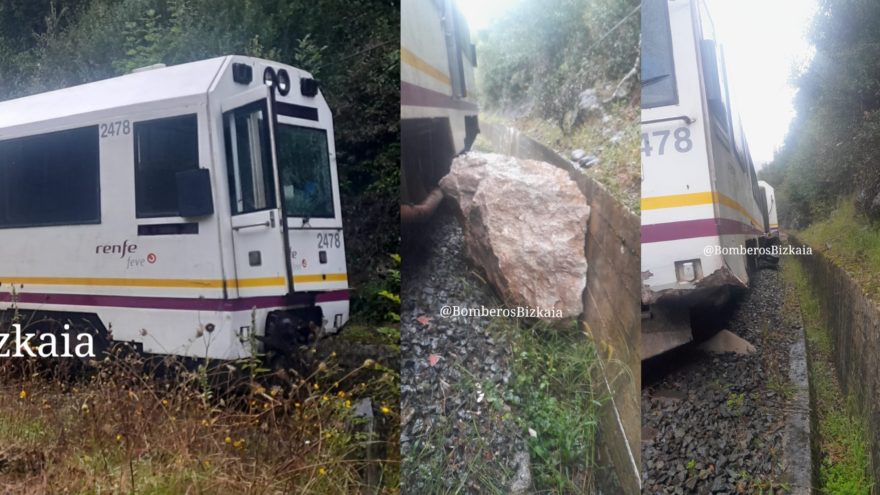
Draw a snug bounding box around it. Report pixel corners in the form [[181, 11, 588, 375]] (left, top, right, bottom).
[[225, 437, 232, 444], [19, 390, 26, 400], [381, 407, 390, 414], [318, 468, 326, 475]]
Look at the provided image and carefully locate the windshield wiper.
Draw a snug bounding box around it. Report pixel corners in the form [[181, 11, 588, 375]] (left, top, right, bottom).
[[642, 74, 669, 87]]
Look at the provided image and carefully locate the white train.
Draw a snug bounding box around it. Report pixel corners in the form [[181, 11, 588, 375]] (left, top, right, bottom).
[[401, 0, 479, 222], [0, 56, 349, 360], [641, 0, 771, 358], [758, 180, 778, 241]]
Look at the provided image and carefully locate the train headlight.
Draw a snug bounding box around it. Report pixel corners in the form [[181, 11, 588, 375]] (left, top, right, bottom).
[[277, 69, 291, 96], [263, 67, 277, 88]]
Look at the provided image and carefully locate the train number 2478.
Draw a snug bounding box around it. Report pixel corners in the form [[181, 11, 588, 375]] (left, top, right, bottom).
[[641, 127, 692, 156]]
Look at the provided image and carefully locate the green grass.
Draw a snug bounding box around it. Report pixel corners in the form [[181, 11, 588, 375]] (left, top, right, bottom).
[[402, 317, 609, 494], [799, 197, 880, 300], [783, 259, 873, 494], [404, 371, 511, 495], [472, 134, 496, 153], [495, 319, 608, 493]]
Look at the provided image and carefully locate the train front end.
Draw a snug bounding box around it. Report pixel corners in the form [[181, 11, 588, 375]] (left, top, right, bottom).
[[210, 56, 349, 359], [641, 0, 762, 359]]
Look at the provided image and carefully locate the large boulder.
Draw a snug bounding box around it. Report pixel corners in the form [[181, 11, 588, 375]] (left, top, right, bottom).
[[439, 153, 589, 321]]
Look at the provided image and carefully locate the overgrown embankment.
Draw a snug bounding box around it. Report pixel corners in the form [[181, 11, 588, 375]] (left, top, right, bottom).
[[795, 197, 880, 301], [472, 0, 640, 213], [0, 335, 400, 494], [783, 255, 873, 494]]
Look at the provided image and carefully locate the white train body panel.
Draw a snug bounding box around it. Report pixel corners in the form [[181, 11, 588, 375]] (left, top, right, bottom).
[[641, 0, 765, 302], [401, 0, 478, 153], [0, 56, 349, 359]]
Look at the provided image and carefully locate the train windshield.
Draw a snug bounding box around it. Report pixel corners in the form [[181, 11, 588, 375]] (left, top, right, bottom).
[[642, 0, 678, 108], [277, 124, 335, 218]]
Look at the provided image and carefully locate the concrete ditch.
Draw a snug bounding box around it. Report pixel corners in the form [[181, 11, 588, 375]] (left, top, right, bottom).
[[482, 121, 641, 494], [783, 299, 813, 494], [790, 233, 880, 489]]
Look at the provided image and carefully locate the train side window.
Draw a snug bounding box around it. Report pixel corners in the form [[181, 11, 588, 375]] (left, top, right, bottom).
[[642, 0, 678, 108], [0, 126, 101, 228], [223, 102, 277, 215], [134, 114, 200, 218]]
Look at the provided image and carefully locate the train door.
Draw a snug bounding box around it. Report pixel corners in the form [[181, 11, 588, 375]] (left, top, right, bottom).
[[221, 87, 292, 298], [274, 100, 348, 293]]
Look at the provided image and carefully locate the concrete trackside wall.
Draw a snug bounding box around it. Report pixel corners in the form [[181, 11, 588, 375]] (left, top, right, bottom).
[[482, 122, 641, 494], [790, 233, 880, 489]]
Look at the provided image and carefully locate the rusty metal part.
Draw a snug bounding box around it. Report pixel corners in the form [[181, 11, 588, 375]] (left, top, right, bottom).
[[642, 266, 747, 306], [642, 299, 693, 360], [401, 188, 444, 224], [641, 266, 747, 359]]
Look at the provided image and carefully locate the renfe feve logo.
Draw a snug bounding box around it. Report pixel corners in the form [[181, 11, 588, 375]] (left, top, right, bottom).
[[0, 324, 94, 358]]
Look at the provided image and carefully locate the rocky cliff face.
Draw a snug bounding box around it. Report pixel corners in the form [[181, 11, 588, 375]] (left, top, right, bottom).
[[439, 152, 589, 321]]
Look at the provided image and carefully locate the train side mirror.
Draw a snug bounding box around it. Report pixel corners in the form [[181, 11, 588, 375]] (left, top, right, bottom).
[[177, 169, 214, 217], [700, 40, 726, 119]]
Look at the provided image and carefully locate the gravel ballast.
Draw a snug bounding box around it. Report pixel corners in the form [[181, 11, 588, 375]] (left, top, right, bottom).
[[401, 212, 529, 494], [641, 266, 802, 495]]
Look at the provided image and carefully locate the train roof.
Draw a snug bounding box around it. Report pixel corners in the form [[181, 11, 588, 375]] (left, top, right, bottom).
[[0, 56, 314, 136]]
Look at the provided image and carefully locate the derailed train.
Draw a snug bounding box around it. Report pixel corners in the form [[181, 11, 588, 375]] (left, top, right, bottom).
[[641, 0, 778, 358], [0, 56, 349, 360]]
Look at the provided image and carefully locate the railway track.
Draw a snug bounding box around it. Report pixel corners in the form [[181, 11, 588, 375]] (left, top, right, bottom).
[[640, 264, 802, 494]]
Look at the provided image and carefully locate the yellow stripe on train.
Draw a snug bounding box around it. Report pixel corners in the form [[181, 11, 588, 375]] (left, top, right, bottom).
[[642, 191, 764, 230]]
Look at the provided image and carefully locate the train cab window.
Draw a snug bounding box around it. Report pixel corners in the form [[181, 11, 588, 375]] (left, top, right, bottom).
[[223, 102, 277, 215], [134, 115, 199, 218], [0, 126, 100, 228], [276, 125, 334, 218], [642, 0, 678, 108]]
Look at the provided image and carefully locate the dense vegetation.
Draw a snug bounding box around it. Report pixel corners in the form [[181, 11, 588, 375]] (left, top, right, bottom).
[[474, 0, 639, 129], [759, 0, 880, 229], [0, 0, 400, 317], [0, 2, 400, 492], [472, 0, 641, 213]]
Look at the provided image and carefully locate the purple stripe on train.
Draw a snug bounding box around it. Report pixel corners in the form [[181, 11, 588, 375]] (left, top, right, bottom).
[[642, 217, 767, 244], [401, 81, 479, 111]]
